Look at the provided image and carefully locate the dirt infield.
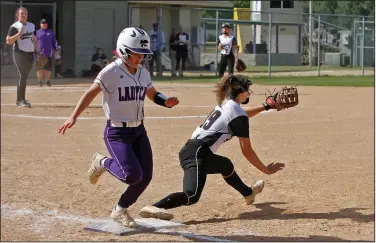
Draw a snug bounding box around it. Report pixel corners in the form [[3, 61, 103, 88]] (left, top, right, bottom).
[[1, 79, 374, 241]]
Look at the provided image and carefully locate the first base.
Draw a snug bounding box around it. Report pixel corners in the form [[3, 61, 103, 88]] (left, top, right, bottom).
[[84, 218, 185, 236]]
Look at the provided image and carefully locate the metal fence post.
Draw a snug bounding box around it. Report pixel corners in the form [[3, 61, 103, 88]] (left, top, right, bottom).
[[215, 10, 219, 77], [309, 0, 312, 67], [128, 6, 132, 27], [352, 19, 356, 67], [157, 7, 163, 76], [268, 12, 272, 78], [317, 15, 321, 76], [203, 23, 206, 52], [361, 17, 365, 76]]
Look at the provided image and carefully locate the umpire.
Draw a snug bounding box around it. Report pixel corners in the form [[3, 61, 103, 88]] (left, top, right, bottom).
[[217, 23, 239, 78]]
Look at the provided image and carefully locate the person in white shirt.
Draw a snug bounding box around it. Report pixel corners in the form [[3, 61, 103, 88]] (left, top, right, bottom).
[[217, 23, 239, 78], [148, 21, 165, 76], [57, 27, 179, 228], [6, 7, 40, 107], [139, 74, 285, 220]]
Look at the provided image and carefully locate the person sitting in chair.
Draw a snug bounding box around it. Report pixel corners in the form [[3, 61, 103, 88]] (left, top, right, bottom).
[[91, 47, 108, 75]]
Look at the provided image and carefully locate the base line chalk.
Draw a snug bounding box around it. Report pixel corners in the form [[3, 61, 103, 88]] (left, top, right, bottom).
[[1, 114, 207, 120]]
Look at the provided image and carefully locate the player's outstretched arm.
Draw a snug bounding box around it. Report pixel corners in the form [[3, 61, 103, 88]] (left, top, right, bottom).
[[243, 105, 266, 118], [57, 83, 102, 134], [238, 137, 285, 175], [146, 86, 179, 108]]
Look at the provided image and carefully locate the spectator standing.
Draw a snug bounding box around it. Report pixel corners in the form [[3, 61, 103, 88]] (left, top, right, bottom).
[[169, 28, 178, 77], [175, 25, 189, 77], [149, 21, 165, 76]]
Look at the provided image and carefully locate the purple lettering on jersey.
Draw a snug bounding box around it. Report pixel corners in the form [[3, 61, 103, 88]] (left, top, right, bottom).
[[130, 87, 135, 100], [140, 87, 147, 100], [118, 87, 130, 101], [118, 86, 147, 102], [135, 86, 140, 100], [118, 87, 125, 101]]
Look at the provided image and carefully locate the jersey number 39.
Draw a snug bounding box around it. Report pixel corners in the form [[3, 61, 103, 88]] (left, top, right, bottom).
[[201, 110, 221, 130]]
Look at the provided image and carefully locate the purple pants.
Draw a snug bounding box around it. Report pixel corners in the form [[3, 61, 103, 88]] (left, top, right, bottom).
[[103, 120, 153, 208]]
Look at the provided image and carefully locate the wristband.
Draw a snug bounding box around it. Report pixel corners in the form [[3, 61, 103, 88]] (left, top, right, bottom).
[[262, 102, 271, 111], [154, 92, 170, 108]]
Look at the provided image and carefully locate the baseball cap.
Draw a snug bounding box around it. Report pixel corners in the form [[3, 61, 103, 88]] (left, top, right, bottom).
[[40, 19, 48, 24], [221, 23, 231, 28]]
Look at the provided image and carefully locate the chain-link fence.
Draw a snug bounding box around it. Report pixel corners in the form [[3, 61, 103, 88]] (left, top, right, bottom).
[[127, 6, 374, 77]]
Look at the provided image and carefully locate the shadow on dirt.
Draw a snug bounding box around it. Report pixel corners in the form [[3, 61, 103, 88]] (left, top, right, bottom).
[[210, 234, 350, 242], [184, 202, 374, 225]]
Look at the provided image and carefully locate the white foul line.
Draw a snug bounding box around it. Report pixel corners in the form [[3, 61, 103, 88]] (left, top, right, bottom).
[[1, 204, 232, 242], [1, 114, 207, 120], [1, 103, 214, 108]]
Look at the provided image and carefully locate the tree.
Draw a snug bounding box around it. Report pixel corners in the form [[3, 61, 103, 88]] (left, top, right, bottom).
[[231, 0, 250, 8]]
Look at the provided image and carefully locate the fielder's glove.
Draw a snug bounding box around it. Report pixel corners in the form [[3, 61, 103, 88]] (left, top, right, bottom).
[[263, 86, 299, 111], [36, 52, 48, 69], [235, 58, 247, 72]]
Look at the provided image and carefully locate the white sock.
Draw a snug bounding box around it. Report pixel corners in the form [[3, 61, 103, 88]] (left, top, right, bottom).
[[116, 204, 125, 211], [100, 158, 107, 167]]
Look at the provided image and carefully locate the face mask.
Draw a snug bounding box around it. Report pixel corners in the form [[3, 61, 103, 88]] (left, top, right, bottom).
[[242, 97, 249, 104]]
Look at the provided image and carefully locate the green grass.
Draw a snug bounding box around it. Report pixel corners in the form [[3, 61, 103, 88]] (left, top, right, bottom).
[[245, 65, 375, 72], [152, 75, 375, 87]]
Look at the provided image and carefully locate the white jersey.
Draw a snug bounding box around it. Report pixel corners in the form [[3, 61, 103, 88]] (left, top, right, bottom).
[[218, 34, 237, 55], [7, 21, 35, 52], [149, 30, 165, 52], [94, 58, 152, 122], [191, 99, 250, 153]]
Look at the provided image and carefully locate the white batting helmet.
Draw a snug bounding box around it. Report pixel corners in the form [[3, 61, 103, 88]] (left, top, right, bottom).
[[116, 27, 153, 60]]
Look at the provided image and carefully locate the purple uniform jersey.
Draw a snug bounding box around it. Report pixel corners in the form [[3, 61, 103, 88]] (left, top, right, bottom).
[[36, 28, 59, 57]]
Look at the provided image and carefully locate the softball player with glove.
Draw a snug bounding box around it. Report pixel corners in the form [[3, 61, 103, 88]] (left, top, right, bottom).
[[58, 27, 179, 227], [139, 74, 292, 220], [6, 7, 40, 108]]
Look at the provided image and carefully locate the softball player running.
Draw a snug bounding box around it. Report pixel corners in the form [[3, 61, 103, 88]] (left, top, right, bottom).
[[57, 27, 179, 227], [139, 74, 284, 220]]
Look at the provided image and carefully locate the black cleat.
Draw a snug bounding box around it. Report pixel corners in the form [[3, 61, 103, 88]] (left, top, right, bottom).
[[17, 100, 31, 108]]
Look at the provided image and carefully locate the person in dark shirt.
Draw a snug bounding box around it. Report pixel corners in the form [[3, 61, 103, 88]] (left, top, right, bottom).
[[36, 18, 60, 86], [91, 47, 108, 75], [175, 25, 189, 77], [169, 28, 178, 77]]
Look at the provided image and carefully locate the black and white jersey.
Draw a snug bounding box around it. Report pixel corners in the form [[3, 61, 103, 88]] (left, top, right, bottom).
[[191, 99, 249, 152], [217, 34, 237, 55], [7, 21, 36, 52]]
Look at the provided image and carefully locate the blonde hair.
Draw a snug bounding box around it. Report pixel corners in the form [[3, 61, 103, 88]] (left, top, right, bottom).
[[15, 7, 28, 21], [213, 74, 250, 106]]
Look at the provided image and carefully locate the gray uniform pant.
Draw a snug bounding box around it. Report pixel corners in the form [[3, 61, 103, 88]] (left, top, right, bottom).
[[13, 51, 34, 101]]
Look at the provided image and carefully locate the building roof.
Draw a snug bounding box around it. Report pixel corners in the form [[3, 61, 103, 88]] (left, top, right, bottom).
[[128, 1, 233, 8], [201, 18, 304, 26]]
